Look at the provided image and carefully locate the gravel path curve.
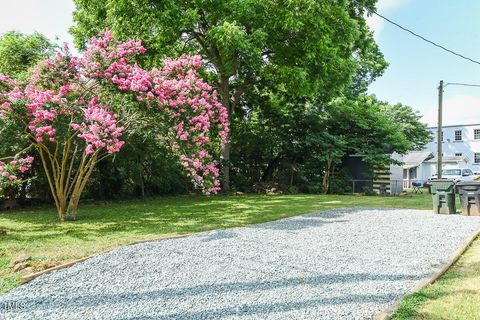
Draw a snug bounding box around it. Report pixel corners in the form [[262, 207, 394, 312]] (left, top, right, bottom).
[[2, 208, 480, 320]]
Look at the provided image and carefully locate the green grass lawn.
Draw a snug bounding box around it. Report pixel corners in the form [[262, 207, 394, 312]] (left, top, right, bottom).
[[392, 236, 480, 320], [0, 192, 434, 293]]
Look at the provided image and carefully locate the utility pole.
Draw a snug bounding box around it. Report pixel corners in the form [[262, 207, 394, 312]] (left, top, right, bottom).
[[437, 80, 443, 179]]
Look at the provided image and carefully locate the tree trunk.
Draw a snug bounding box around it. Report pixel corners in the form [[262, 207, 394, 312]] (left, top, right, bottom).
[[66, 156, 96, 219], [219, 74, 232, 192], [139, 156, 145, 198], [58, 199, 67, 221], [322, 158, 333, 194], [262, 154, 283, 182], [290, 157, 296, 186], [220, 141, 231, 191]]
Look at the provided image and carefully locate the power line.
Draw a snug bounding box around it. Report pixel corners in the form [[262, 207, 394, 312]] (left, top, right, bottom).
[[373, 11, 480, 66], [444, 82, 480, 88]]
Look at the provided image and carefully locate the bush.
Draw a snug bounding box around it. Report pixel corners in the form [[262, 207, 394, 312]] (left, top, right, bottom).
[[362, 186, 377, 196], [328, 170, 352, 194], [285, 186, 299, 194]]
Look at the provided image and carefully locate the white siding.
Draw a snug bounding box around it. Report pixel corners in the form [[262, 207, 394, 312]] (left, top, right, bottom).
[[390, 153, 404, 194], [424, 124, 480, 171]]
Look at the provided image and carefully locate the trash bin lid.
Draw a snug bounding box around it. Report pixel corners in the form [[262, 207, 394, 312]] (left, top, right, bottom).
[[456, 181, 480, 192], [430, 179, 456, 192], [456, 181, 480, 186]]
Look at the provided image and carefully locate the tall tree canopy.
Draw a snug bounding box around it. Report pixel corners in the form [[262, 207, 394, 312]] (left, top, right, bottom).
[[71, 0, 387, 190], [0, 31, 56, 80]]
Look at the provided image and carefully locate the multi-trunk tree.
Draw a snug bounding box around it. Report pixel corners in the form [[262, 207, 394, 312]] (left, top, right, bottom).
[[0, 30, 228, 220]]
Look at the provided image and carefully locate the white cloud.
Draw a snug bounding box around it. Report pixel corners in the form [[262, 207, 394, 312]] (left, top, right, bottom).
[[421, 95, 480, 127], [365, 0, 411, 39], [376, 0, 411, 12], [366, 14, 384, 36]]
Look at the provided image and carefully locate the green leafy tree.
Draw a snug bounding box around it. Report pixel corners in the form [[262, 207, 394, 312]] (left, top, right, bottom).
[[0, 31, 56, 157], [0, 31, 56, 80], [381, 102, 432, 150], [70, 0, 385, 191], [309, 95, 431, 193], [0, 32, 57, 205], [231, 94, 431, 194]]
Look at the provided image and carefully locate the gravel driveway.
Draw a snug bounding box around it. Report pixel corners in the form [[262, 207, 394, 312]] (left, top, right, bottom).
[[2, 208, 480, 320]]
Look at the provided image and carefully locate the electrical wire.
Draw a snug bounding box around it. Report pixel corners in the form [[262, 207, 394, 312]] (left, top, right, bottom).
[[373, 12, 480, 66], [444, 82, 480, 88]]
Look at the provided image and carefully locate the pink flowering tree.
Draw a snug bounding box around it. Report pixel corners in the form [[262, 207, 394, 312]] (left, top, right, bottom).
[[0, 157, 34, 199], [0, 30, 228, 221]]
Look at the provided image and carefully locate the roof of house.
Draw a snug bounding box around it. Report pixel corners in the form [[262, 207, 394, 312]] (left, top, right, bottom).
[[428, 123, 480, 129], [425, 155, 470, 164], [402, 151, 434, 169]]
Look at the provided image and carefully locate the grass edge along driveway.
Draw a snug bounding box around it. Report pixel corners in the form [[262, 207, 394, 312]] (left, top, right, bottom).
[[392, 235, 480, 320]]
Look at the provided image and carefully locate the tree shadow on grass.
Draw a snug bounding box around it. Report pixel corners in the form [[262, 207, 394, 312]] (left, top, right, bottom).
[[0, 196, 404, 239]]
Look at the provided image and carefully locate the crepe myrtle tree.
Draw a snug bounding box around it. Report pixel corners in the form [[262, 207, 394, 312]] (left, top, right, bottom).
[[0, 156, 34, 200], [0, 30, 229, 221]]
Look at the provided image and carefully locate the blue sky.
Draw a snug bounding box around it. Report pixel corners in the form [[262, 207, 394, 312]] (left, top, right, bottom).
[[366, 0, 480, 126], [1, 0, 479, 127]]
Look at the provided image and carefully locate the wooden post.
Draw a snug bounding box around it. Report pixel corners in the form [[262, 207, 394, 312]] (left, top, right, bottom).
[[437, 80, 443, 179]]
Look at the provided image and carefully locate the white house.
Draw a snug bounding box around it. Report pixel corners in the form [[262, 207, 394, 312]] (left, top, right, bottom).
[[400, 123, 479, 188], [402, 152, 470, 188], [424, 155, 470, 170], [424, 123, 480, 171], [402, 151, 434, 187]]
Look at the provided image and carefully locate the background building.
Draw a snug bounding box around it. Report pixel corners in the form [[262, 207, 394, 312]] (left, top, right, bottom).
[[424, 124, 480, 172], [402, 151, 434, 187]]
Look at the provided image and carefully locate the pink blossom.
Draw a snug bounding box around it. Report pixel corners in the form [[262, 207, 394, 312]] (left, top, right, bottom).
[[0, 155, 33, 192], [0, 29, 229, 194], [72, 99, 124, 155]]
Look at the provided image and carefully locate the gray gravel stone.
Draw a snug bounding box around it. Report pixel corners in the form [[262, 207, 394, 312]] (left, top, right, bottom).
[[2, 207, 480, 320]]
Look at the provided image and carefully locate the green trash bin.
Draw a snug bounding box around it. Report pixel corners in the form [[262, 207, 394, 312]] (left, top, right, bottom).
[[430, 179, 456, 214], [456, 181, 480, 216]]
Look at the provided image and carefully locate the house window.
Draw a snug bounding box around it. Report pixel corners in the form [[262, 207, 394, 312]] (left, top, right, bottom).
[[454, 130, 462, 141], [475, 129, 480, 140], [409, 167, 417, 179], [475, 153, 480, 164], [455, 153, 463, 157]]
